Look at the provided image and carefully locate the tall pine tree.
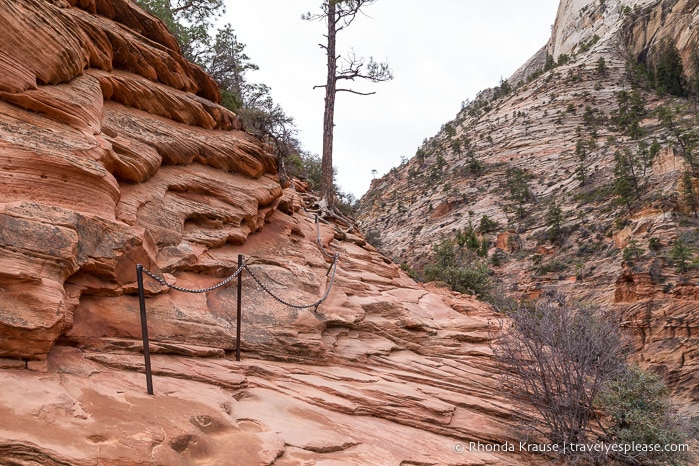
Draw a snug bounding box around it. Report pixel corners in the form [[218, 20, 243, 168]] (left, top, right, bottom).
[[303, 1, 392, 207]]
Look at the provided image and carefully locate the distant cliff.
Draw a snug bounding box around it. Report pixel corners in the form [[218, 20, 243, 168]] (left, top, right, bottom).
[[358, 0, 699, 404]]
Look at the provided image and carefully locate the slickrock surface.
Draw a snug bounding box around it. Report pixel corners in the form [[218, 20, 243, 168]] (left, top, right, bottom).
[[0, 0, 535, 464], [358, 0, 699, 407]]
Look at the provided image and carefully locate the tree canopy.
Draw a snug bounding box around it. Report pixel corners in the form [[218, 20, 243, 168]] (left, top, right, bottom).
[[137, 0, 224, 63]]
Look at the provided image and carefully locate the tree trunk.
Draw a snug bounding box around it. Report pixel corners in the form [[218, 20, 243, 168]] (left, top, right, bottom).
[[321, 1, 337, 206]]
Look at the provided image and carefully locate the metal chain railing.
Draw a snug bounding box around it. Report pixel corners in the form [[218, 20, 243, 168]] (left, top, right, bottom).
[[143, 253, 338, 310], [135, 218, 341, 394], [244, 253, 339, 310], [143, 259, 247, 293], [141, 216, 340, 309], [315, 215, 337, 260]]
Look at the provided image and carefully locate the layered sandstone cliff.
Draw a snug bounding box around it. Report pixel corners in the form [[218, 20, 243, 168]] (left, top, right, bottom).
[[0, 1, 536, 464], [358, 0, 699, 408], [0, 0, 278, 361]]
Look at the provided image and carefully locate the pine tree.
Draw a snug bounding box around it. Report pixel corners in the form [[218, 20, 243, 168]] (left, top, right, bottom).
[[546, 202, 563, 243], [655, 38, 687, 97], [623, 238, 644, 263], [505, 167, 532, 218], [680, 171, 698, 217], [614, 149, 642, 211], [303, 0, 392, 207], [670, 239, 693, 273]]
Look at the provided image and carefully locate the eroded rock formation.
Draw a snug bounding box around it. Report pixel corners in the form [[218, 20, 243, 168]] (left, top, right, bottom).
[[0, 0, 279, 360], [358, 0, 699, 407], [0, 1, 535, 464]]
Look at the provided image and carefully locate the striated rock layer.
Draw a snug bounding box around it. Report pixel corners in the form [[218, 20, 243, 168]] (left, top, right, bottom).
[[358, 0, 699, 408], [0, 211, 529, 465], [0, 0, 276, 360], [359, 0, 699, 404], [0, 0, 539, 464]]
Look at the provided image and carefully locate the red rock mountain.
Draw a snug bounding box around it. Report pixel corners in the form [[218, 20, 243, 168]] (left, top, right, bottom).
[[0, 1, 532, 464], [359, 0, 699, 411]]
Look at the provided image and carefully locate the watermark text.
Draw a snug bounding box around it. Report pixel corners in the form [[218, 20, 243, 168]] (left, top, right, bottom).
[[453, 441, 690, 456]]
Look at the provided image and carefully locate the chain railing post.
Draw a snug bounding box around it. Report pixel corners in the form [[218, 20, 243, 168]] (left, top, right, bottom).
[[136, 264, 154, 395], [236, 254, 243, 362]]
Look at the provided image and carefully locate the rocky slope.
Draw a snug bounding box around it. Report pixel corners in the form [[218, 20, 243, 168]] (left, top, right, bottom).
[[0, 1, 542, 464], [358, 0, 699, 408]]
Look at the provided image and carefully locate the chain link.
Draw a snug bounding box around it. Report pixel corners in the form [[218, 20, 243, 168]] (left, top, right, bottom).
[[315, 215, 337, 259], [244, 253, 339, 309], [143, 259, 246, 294], [143, 254, 338, 310]]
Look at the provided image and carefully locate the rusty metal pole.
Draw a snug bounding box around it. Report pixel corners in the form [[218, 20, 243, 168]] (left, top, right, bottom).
[[236, 254, 243, 362], [136, 264, 154, 395]]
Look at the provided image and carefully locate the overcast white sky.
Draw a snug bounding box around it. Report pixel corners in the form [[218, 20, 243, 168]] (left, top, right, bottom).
[[222, 1, 560, 198]]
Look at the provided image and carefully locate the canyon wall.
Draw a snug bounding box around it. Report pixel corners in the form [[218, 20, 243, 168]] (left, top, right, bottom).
[[0, 1, 536, 464], [358, 0, 699, 406]]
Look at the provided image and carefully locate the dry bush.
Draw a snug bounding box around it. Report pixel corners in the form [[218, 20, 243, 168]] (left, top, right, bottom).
[[494, 293, 626, 447]]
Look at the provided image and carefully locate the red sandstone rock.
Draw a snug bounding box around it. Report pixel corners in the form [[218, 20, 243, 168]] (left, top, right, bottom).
[[0, 1, 538, 464], [357, 0, 699, 414]]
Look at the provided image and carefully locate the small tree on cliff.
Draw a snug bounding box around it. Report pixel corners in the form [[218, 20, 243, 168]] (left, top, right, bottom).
[[654, 38, 687, 97], [545, 201, 563, 243], [504, 167, 533, 218], [613, 148, 643, 212], [681, 170, 699, 217], [303, 0, 393, 208], [205, 24, 259, 111], [137, 0, 303, 180]]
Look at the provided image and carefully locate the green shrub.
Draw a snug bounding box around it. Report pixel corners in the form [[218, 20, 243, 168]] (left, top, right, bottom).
[[490, 250, 505, 267], [536, 259, 567, 275], [400, 263, 417, 279], [286, 151, 322, 191], [670, 239, 693, 273], [596, 366, 690, 465], [423, 238, 492, 299], [623, 238, 644, 263], [478, 214, 499, 233], [649, 237, 662, 251]]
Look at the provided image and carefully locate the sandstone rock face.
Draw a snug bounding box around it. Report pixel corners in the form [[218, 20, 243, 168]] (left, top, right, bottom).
[[1, 212, 529, 465], [358, 0, 699, 407], [549, 0, 654, 59], [622, 0, 699, 72], [0, 1, 537, 464], [549, 0, 698, 73], [0, 0, 277, 360]]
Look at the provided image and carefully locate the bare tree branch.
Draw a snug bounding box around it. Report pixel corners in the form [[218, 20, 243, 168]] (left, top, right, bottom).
[[493, 292, 627, 454], [336, 89, 376, 95]]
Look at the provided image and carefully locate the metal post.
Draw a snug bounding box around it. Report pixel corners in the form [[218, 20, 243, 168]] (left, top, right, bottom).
[[136, 264, 154, 395], [236, 254, 243, 362]]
